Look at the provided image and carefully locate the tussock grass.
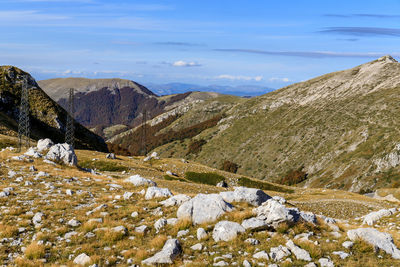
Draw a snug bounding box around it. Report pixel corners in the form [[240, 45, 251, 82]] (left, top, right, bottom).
[[0, 224, 18, 238], [149, 235, 168, 249], [25, 242, 45, 260]]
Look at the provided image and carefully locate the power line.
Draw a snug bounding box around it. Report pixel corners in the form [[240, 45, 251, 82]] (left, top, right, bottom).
[[140, 109, 147, 156], [18, 78, 30, 152], [65, 88, 75, 148]]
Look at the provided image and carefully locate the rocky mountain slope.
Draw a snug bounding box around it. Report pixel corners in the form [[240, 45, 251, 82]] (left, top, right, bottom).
[[38, 78, 226, 135], [119, 56, 400, 192], [0, 66, 107, 152], [0, 133, 399, 266]]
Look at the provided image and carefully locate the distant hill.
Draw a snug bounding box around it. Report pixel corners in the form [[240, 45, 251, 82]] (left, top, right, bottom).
[[145, 82, 274, 97], [0, 66, 108, 151], [110, 55, 400, 192], [38, 78, 227, 138]]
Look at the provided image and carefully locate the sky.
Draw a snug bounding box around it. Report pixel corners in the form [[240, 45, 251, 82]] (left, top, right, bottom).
[[1, 0, 400, 92]]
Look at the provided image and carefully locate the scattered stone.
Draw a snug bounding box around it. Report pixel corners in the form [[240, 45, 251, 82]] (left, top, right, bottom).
[[145, 186, 173, 200], [141, 239, 182, 265], [131, 211, 139, 218], [342, 241, 354, 249], [66, 189, 74, 196], [269, 245, 291, 262], [332, 251, 349, 259], [216, 180, 228, 188], [245, 238, 260, 245], [286, 240, 311, 261], [112, 226, 128, 235], [106, 153, 116, 159], [73, 253, 91, 265], [191, 243, 203, 251], [253, 251, 269, 260], [24, 147, 42, 158], [347, 228, 400, 259], [167, 218, 178, 225], [243, 260, 252, 267], [160, 194, 191, 207], [363, 208, 396, 226], [67, 219, 81, 227], [154, 219, 167, 233], [177, 229, 189, 238], [212, 221, 245, 242], [124, 175, 156, 187], [318, 257, 334, 267], [123, 192, 134, 200], [197, 228, 208, 240], [177, 193, 233, 225], [219, 186, 271, 206], [32, 212, 43, 225], [135, 225, 148, 233]]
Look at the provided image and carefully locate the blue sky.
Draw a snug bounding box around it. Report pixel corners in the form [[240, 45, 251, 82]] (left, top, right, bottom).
[[1, 0, 400, 91]]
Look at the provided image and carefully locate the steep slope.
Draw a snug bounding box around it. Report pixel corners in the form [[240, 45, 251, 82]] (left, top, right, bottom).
[[144, 56, 400, 192], [0, 66, 107, 151]]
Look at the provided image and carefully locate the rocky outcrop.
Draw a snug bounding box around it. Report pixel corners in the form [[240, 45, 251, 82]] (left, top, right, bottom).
[[124, 175, 156, 187], [362, 208, 397, 226], [347, 228, 400, 259], [45, 143, 77, 166], [145, 187, 173, 200], [177, 194, 233, 225], [160, 194, 191, 207]]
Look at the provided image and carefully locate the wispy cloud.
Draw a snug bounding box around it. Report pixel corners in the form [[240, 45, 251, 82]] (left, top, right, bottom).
[[269, 77, 290, 82], [0, 10, 69, 21], [172, 61, 201, 67], [215, 48, 397, 58], [216, 74, 263, 81], [324, 13, 400, 19], [318, 27, 400, 37], [154, 42, 205, 47]]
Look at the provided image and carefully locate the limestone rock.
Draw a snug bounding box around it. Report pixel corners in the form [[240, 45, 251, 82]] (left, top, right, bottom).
[[37, 138, 54, 152], [197, 227, 208, 240], [145, 186, 173, 200], [124, 175, 156, 187], [219, 186, 271, 206], [347, 228, 400, 259], [177, 193, 233, 225], [362, 208, 396, 226], [241, 217, 270, 231], [254, 199, 299, 227], [160, 194, 191, 207], [286, 240, 311, 261], [269, 245, 291, 262], [141, 239, 182, 265], [212, 221, 245, 242], [253, 250, 269, 260], [73, 253, 91, 265], [46, 143, 77, 166]]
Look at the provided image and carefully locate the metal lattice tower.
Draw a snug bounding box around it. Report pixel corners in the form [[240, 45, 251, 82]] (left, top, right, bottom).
[[18, 78, 30, 152], [65, 88, 75, 148], [140, 109, 147, 156]]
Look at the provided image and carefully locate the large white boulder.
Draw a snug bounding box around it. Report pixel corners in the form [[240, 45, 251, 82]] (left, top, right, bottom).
[[37, 138, 54, 152], [177, 193, 233, 225], [219, 186, 271, 206], [24, 147, 42, 158], [124, 175, 156, 187], [241, 217, 270, 231], [160, 194, 191, 207], [45, 143, 77, 166], [362, 208, 396, 226], [212, 221, 245, 242], [254, 199, 300, 227], [142, 239, 182, 265], [145, 186, 173, 200], [347, 228, 400, 259]]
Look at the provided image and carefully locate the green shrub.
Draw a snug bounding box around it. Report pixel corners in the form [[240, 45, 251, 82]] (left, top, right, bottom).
[[221, 160, 239, 173], [79, 160, 129, 172], [237, 177, 293, 193], [185, 172, 226, 186], [163, 175, 188, 183]]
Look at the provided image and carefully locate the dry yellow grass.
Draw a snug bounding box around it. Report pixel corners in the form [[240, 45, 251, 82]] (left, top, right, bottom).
[[149, 235, 168, 249], [25, 242, 46, 260], [0, 224, 19, 238]]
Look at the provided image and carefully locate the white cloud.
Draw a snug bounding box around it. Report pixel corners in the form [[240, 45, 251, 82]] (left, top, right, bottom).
[[217, 74, 263, 81], [172, 60, 201, 67], [269, 77, 290, 82]]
